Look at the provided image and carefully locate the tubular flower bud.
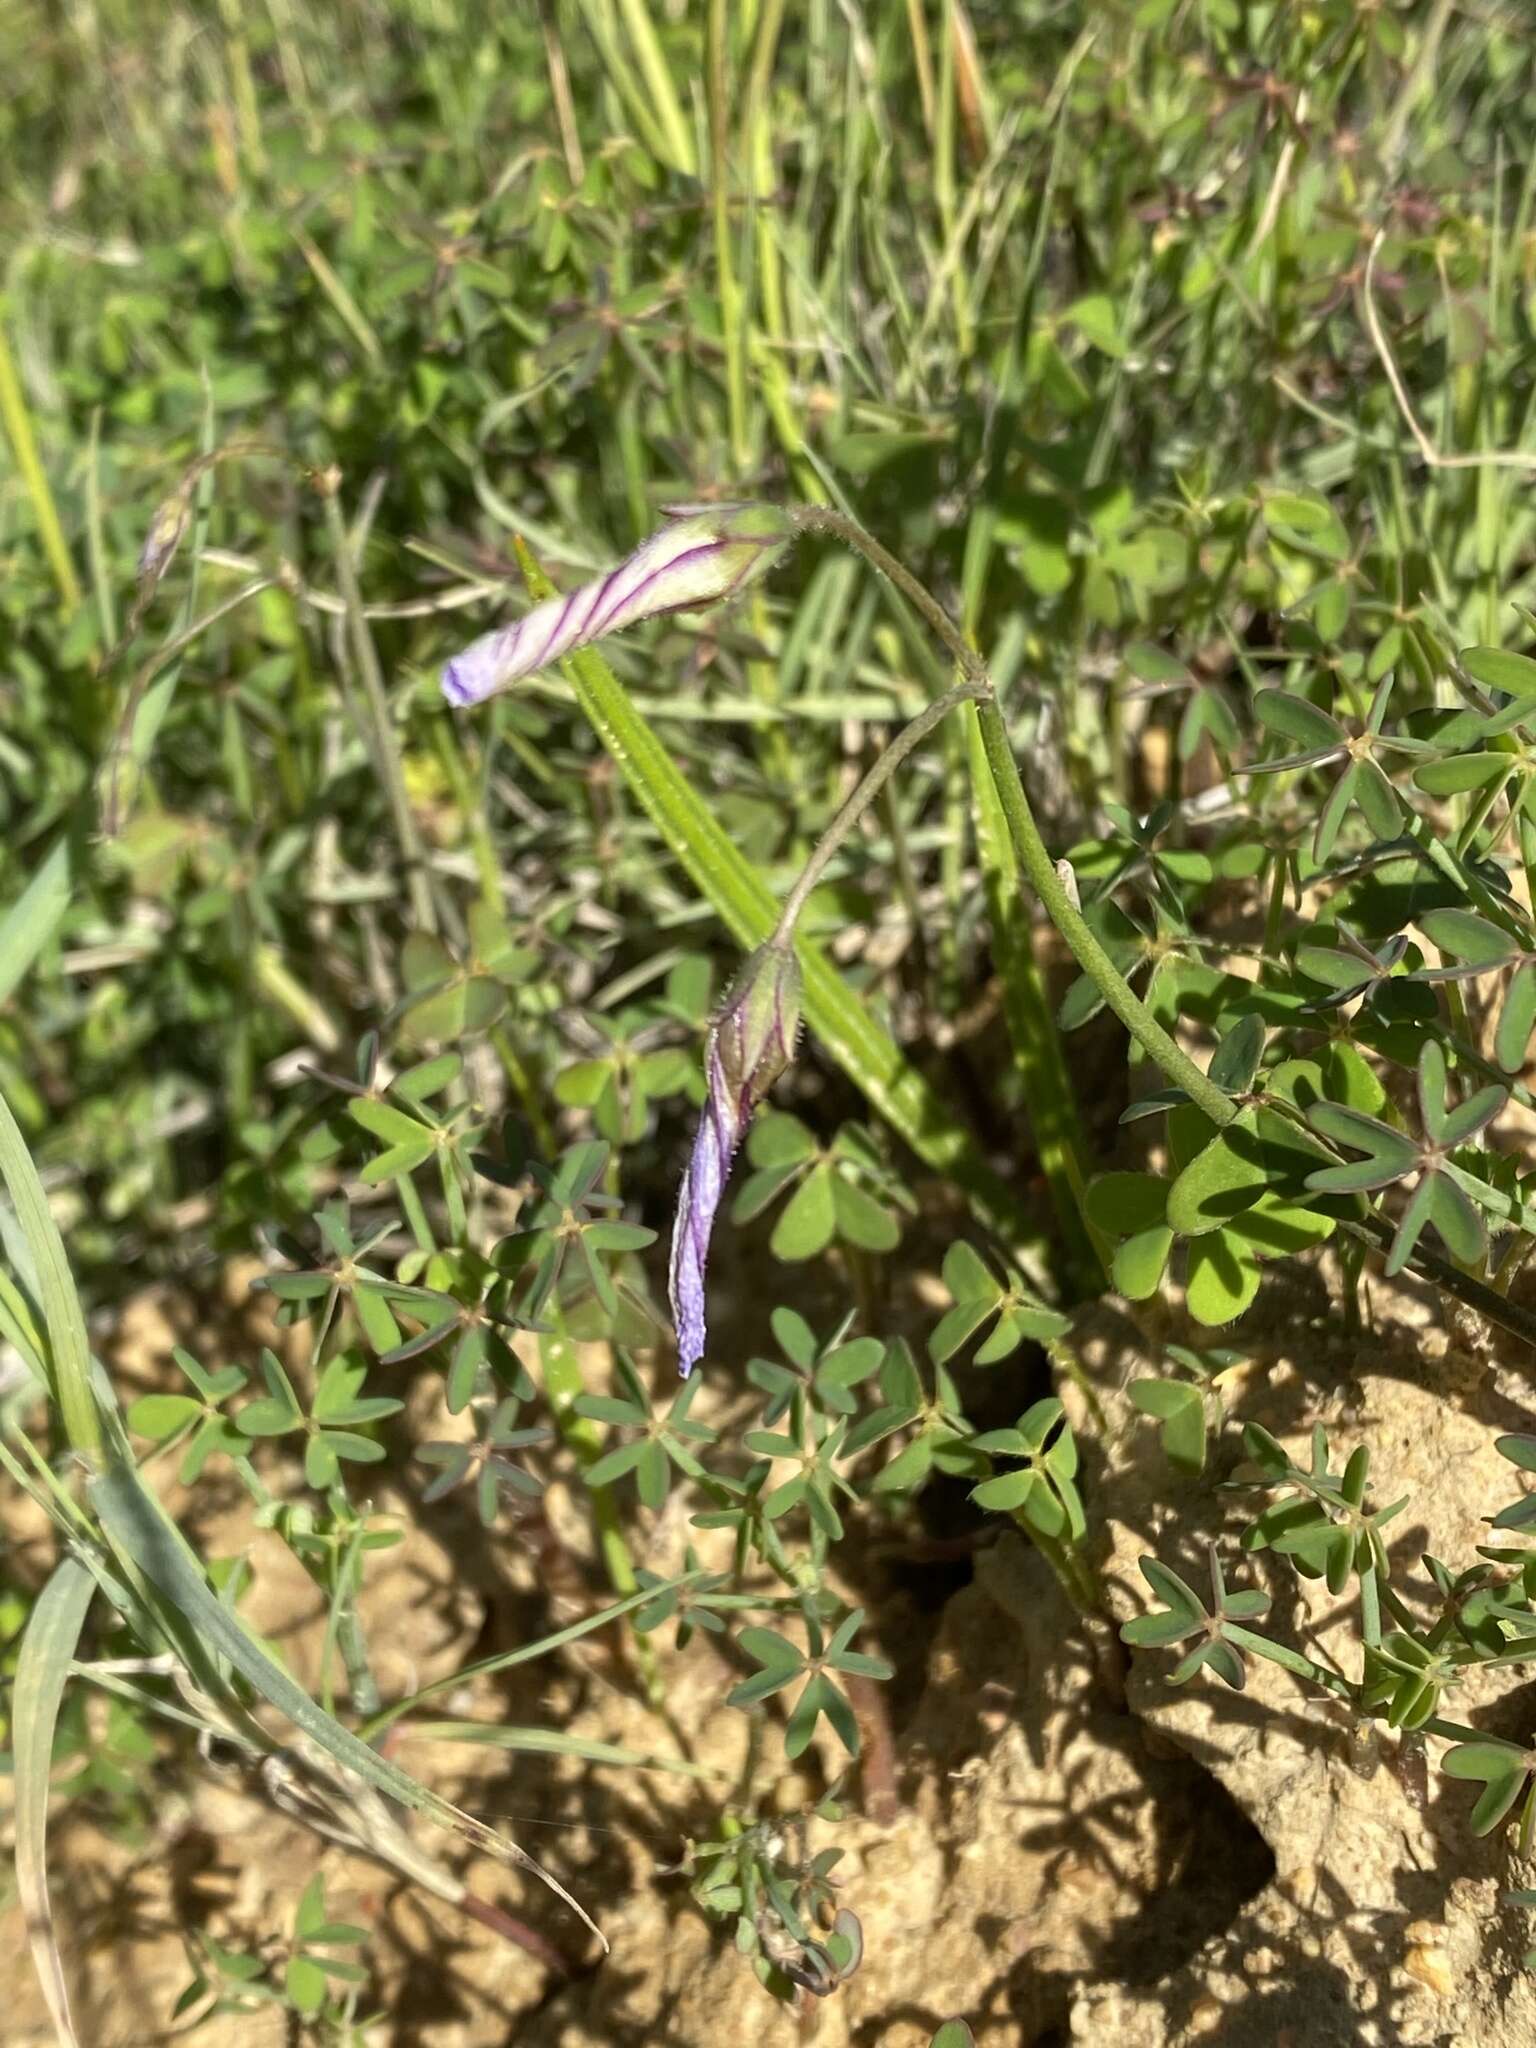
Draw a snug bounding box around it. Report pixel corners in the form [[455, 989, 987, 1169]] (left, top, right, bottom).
[[135, 486, 193, 597], [713, 943, 802, 1112], [668, 945, 802, 1378], [441, 504, 793, 708]]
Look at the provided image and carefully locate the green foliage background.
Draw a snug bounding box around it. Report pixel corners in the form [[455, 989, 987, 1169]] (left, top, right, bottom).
[[7, 0, 1536, 2036], [4, 0, 1532, 1273]]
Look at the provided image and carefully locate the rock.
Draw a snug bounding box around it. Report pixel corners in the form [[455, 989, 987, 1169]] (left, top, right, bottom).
[[639, 1533, 1269, 2048], [1062, 1274, 1536, 2046]]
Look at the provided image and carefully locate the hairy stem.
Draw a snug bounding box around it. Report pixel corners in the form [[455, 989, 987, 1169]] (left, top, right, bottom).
[[973, 696, 1238, 1127], [771, 682, 988, 945], [793, 505, 1236, 1129]]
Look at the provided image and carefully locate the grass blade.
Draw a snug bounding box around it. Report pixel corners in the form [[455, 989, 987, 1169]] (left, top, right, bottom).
[[406, 1723, 718, 1776], [0, 831, 73, 1010], [293, 230, 384, 366], [0, 1086, 102, 1465], [12, 1556, 95, 2048], [87, 1460, 605, 1945], [0, 318, 81, 617], [612, 0, 696, 174], [570, 0, 684, 171], [361, 1577, 695, 1737]]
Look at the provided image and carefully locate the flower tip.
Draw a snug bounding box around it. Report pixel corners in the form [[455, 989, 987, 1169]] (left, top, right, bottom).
[[136, 491, 192, 594], [441, 629, 504, 707], [441, 656, 474, 708], [674, 1283, 707, 1379]]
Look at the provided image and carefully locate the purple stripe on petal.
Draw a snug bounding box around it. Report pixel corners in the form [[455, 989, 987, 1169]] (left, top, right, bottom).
[[583, 535, 677, 640], [515, 594, 570, 676], [568, 574, 608, 641], [595, 541, 724, 638], [577, 564, 633, 648]]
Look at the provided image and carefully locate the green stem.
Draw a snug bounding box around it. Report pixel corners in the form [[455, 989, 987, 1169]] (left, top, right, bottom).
[[320, 484, 437, 934], [790, 509, 1219, 1119], [974, 693, 1237, 1127], [966, 704, 1107, 1288], [1359, 1564, 1382, 1649], [1022, 1523, 1103, 1616], [791, 505, 1107, 1273], [1420, 1714, 1491, 1746], [792, 505, 989, 688], [789, 506, 1536, 1346], [771, 683, 987, 945], [395, 1172, 435, 1257], [1224, 1624, 1356, 1697]]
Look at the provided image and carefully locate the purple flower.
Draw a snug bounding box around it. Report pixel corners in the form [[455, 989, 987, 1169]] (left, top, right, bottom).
[[669, 945, 801, 1377], [442, 504, 792, 708], [667, 1042, 741, 1380], [135, 487, 192, 597]]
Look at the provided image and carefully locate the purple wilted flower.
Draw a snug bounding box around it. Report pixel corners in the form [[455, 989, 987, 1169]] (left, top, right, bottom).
[[135, 486, 193, 597], [441, 503, 792, 707], [669, 944, 802, 1377]]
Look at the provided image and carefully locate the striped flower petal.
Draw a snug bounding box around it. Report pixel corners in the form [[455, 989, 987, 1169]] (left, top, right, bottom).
[[668, 1044, 741, 1379], [668, 945, 801, 1377], [442, 505, 791, 708]]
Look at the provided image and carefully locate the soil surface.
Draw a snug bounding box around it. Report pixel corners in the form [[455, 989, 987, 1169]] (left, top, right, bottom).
[[6, 1255, 1536, 2046]]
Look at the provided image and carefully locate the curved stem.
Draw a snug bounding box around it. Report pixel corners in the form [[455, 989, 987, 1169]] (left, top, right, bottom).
[[794, 504, 1237, 1129], [786, 504, 1536, 1353], [973, 699, 1239, 1128], [791, 506, 989, 688], [771, 682, 988, 946]]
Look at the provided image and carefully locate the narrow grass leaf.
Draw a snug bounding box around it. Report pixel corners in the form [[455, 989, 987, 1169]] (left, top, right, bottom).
[[0, 1088, 101, 1464], [406, 1723, 717, 1776], [12, 1557, 95, 2048], [0, 832, 73, 1009], [88, 1461, 606, 1946]]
